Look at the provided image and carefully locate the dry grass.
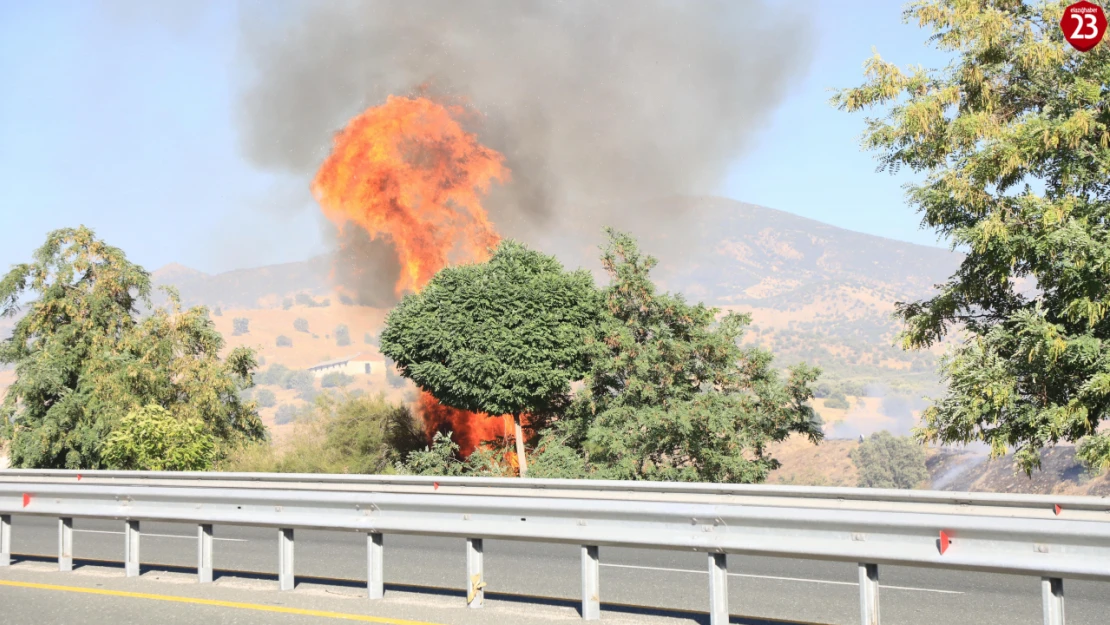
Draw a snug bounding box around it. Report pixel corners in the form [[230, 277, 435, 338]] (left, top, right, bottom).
[[209, 302, 390, 370], [766, 435, 860, 487]]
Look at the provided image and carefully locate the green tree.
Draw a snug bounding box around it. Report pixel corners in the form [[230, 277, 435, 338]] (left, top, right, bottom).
[[335, 324, 351, 347], [276, 335, 292, 348], [850, 430, 928, 489], [274, 404, 299, 425], [531, 230, 822, 483], [282, 297, 293, 310], [380, 240, 602, 477], [834, 0, 1110, 473], [825, 392, 850, 410], [401, 431, 516, 477], [294, 317, 309, 333], [232, 317, 250, 336], [101, 405, 216, 471], [255, 388, 277, 408], [222, 393, 424, 474], [321, 371, 354, 388], [0, 227, 264, 469]]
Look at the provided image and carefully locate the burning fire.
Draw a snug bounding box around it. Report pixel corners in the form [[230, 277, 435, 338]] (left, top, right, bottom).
[[417, 390, 518, 460], [311, 94, 508, 296], [312, 94, 518, 465]]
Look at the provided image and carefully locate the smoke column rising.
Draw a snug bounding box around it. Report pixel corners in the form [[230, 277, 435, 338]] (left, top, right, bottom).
[[235, 0, 815, 302]]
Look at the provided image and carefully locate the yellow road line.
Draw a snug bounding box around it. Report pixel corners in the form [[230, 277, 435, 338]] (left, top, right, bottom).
[[0, 580, 447, 625]]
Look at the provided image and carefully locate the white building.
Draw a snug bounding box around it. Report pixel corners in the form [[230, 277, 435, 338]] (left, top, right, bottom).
[[307, 353, 380, 378]]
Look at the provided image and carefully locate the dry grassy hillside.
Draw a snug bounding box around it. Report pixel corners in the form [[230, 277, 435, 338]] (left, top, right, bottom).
[[209, 302, 389, 370]]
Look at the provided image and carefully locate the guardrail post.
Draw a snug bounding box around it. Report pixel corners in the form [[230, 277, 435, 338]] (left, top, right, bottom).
[[859, 563, 879, 625], [466, 537, 484, 608], [1, 514, 12, 567], [1042, 577, 1064, 625], [58, 517, 73, 572], [367, 532, 384, 599], [278, 528, 295, 591], [581, 545, 600, 620], [124, 520, 140, 577], [708, 552, 728, 625], [197, 524, 213, 583]]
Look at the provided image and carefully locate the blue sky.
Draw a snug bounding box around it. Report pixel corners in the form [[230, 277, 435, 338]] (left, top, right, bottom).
[[0, 1, 951, 276]]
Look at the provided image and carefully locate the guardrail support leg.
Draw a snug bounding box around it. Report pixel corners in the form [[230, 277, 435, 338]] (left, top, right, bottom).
[[859, 563, 879, 625], [124, 520, 140, 577], [466, 538, 484, 609], [367, 532, 384, 600], [1, 514, 11, 567], [58, 517, 73, 572], [197, 524, 213, 583], [708, 552, 728, 625], [279, 528, 295, 591], [1042, 577, 1064, 625], [581, 545, 601, 620]]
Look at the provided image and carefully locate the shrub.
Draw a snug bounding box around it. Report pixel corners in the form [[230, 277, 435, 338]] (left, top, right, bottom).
[[850, 431, 928, 489], [274, 404, 299, 425], [364, 332, 377, 345], [384, 358, 407, 389], [255, 388, 277, 408], [276, 335, 292, 348], [282, 297, 293, 310], [219, 393, 425, 474], [101, 405, 216, 471], [813, 382, 833, 399], [335, 324, 351, 347], [213, 307, 222, 316], [825, 391, 850, 410], [294, 293, 331, 308], [294, 318, 309, 333], [232, 317, 250, 336], [321, 372, 355, 388], [284, 370, 316, 394], [256, 363, 291, 386], [339, 293, 354, 306]]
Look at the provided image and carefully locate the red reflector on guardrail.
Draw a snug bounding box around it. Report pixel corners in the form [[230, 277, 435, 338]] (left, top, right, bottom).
[[22, 493, 31, 507], [76, 474, 82, 481], [939, 530, 951, 555], [433, 482, 440, 490], [1054, 504, 1062, 516]]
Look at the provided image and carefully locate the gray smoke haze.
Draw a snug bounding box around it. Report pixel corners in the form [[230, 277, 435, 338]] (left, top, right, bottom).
[[235, 0, 815, 302]]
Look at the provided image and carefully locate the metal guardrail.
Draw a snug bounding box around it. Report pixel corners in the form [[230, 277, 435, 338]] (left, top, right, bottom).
[[1, 478, 1108, 624], [6, 469, 1110, 520]]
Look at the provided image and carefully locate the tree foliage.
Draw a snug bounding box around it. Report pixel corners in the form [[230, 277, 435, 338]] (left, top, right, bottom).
[[401, 431, 516, 477], [850, 430, 929, 489], [222, 393, 425, 474], [232, 317, 249, 336], [335, 323, 351, 346], [255, 388, 277, 408], [0, 226, 264, 469], [380, 240, 602, 476], [530, 230, 823, 483], [834, 0, 1110, 473], [321, 371, 354, 388], [101, 405, 216, 471]]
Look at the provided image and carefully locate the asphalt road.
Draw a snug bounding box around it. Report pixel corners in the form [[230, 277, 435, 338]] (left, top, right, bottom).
[[2, 514, 1108, 625]]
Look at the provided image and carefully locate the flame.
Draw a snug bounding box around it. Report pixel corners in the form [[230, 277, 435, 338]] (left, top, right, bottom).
[[311, 94, 508, 296], [312, 93, 517, 464], [416, 390, 516, 457]]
